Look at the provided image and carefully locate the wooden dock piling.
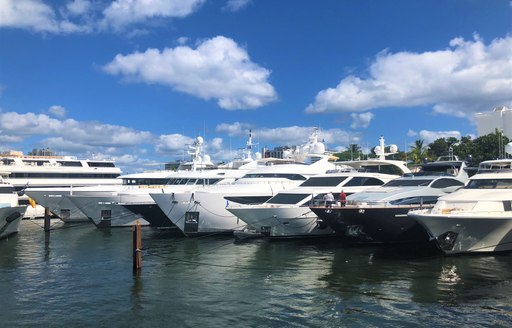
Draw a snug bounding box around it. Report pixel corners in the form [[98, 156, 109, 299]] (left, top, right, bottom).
[[133, 220, 142, 274], [44, 207, 51, 232]]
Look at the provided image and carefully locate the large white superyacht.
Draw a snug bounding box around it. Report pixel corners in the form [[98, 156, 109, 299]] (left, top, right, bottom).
[[0, 150, 121, 219], [65, 136, 256, 228], [23, 138, 213, 224], [157, 131, 340, 236], [226, 137, 411, 238], [409, 159, 512, 254]]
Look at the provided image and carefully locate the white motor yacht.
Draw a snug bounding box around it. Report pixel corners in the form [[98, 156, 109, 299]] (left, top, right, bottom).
[[226, 137, 412, 238], [409, 159, 512, 254], [23, 137, 214, 224], [66, 135, 260, 228], [156, 131, 339, 236], [311, 156, 469, 245], [0, 150, 121, 219]]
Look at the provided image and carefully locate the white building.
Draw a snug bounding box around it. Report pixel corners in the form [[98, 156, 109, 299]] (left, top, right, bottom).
[[475, 106, 512, 138]]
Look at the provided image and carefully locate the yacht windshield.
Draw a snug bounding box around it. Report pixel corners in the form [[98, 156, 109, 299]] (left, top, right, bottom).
[[413, 163, 461, 176], [266, 193, 310, 204], [389, 196, 439, 205], [165, 178, 221, 185], [123, 178, 171, 185], [358, 164, 404, 175], [383, 179, 433, 187], [242, 173, 307, 181], [465, 178, 512, 189], [299, 176, 347, 187]]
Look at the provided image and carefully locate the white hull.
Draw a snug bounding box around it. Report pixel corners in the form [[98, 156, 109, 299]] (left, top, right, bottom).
[[227, 205, 335, 238], [167, 183, 293, 236], [18, 179, 122, 219], [150, 193, 179, 227], [169, 191, 247, 235], [410, 209, 512, 254], [24, 189, 88, 222], [68, 195, 149, 227], [0, 205, 27, 239], [24, 185, 125, 222]]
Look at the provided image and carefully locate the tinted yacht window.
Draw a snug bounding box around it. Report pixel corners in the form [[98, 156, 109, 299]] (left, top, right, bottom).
[[267, 193, 310, 204], [466, 179, 512, 189], [430, 178, 464, 189], [299, 176, 347, 187], [344, 177, 385, 187], [384, 179, 433, 187]]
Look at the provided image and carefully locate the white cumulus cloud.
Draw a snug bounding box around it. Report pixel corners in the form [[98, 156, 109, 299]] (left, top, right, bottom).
[[350, 112, 374, 129], [0, 0, 204, 34], [103, 36, 277, 109], [0, 111, 152, 148], [0, 0, 91, 33], [306, 35, 512, 117], [418, 130, 462, 144], [48, 105, 67, 118], [215, 123, 351, 150], [223, 0, 252, 12], [101, 0, 205, 30]]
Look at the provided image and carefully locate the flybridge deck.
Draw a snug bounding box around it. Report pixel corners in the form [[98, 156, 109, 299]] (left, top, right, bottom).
[[0, 150, 120, 190], [0, 151, 117, 168]]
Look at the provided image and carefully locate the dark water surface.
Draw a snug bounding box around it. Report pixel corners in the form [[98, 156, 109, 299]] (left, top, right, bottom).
[[1, 220, 512, 327]]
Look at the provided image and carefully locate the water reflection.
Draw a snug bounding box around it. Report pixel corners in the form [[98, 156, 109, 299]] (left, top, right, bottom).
[[322, 245, 512, 301], [410, 254, 512, 305], [3, 221, 512, 328]]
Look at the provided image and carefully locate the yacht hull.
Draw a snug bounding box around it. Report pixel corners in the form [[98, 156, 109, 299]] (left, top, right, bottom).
[[311, 205, 431, 244], [167, 186, 279, 237], [25, 190, 89, 222], [227, 206, 335, 238], [409, 210, 512, 254], [68, 195, 149, 228], [0, 206, 27, 240], [121, 203, 174, 228]]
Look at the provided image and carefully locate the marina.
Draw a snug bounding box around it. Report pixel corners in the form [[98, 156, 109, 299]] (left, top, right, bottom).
[[1, 220, 512, 327], [2, 1, 511, 326]]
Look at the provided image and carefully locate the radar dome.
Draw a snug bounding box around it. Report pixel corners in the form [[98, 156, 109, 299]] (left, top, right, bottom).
[[312, 142, 325, 154], [389, 144, 398, 153], [283, 150, 292, 158], [254, 152, 262, 159], [203, 154, 211, 163], [374, 145, 382, 155], [196, 136, 204, 145]]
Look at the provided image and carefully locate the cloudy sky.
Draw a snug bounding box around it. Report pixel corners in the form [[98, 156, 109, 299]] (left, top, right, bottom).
[[1, 0, 511, 173]]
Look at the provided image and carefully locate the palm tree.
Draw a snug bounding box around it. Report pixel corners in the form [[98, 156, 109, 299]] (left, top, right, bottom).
[[409, 139, 427, 164]]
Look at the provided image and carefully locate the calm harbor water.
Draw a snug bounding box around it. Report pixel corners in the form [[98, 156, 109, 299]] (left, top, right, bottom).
[[1, 220, 512, 328]]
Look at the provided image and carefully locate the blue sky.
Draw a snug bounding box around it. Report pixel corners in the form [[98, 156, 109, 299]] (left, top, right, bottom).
[[1, 0, 511, 173]]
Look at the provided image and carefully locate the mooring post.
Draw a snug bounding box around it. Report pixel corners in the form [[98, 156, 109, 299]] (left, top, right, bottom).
[[44, 207, 51, 232], [133, 220, 142, 274]]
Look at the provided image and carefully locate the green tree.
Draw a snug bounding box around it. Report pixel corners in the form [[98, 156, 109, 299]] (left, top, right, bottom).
[[471, 130, 509, 163], [409, 139, 428, 164], [333, 143, 362, 161]]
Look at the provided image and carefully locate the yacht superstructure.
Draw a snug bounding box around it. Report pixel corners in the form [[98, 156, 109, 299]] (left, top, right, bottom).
[[0, 150, 121, 219]]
